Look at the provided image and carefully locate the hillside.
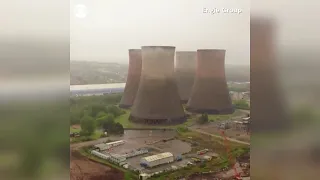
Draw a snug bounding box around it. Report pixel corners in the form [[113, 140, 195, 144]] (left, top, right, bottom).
[[70, 61, 249, 85]]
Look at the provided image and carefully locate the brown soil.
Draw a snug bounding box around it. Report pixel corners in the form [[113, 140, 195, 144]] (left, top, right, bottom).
[[70, 151, 124, 180], [71, 124, 81, 129], [187, 173, 221, 180], [188, 152, 250, 180]]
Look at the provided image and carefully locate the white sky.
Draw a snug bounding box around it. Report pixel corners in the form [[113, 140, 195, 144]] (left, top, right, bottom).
[[70, 0, 250, 65]]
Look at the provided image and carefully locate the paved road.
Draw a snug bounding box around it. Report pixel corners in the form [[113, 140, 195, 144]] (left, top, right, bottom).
[[189, 128, 250, 146], [188, 109, 250, 146], [70, 135, 171, 151]]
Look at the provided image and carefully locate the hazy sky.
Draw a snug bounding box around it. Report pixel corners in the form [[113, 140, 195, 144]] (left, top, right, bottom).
[[71, 0, 250, 65]]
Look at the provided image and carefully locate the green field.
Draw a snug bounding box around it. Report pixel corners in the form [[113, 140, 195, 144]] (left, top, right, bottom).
[[70, 129, 104, 143], [114, 109, 245, 129], [208, 109, 244, 121], [114, 110, 196, 129]]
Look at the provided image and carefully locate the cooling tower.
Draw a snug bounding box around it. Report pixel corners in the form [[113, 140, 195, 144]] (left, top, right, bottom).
[[130, 46, 186, 124], [250, 18, 289, 133], [174, 51, 197, 103], [186, 49, 234, 114], [119, 49, 142, 108]]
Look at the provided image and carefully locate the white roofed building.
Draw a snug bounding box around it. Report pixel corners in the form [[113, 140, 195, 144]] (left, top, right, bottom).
[[140, 152, 174, 168]]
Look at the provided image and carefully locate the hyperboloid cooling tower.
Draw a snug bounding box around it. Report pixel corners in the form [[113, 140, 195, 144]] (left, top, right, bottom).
[[130, 46, 186, 124], [186, 49, 234, 114], [174, 51, 197, 103], [119, 49, 142, 108], [250, 18, 288, 133]]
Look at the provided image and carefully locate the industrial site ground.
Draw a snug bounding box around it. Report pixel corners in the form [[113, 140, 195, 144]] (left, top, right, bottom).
[[70, 151, 125, 180], [70, 107, 250, 180]]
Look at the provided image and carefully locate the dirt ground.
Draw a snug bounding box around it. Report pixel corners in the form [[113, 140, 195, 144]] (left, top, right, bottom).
[[190, 110, 251, 143], [70, 151, 124, 180], [188, 151, 250, 180], [71, 124, 81, 129], [187, 174, 221, 180]]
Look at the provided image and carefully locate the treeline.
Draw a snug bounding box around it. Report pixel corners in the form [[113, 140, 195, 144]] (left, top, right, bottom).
[[233, 100, 250, 110], [197, 113, 209, 124], [70, 94, 125, 136]]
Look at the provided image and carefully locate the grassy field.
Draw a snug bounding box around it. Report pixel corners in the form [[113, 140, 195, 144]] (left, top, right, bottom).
[[208, 109, 244, 121], [114, 110, 197, 129], [70, 129, 104, 143], [114, 110, 133, 128], [0, 152, 19, 169], [115, 109, 245, 129]]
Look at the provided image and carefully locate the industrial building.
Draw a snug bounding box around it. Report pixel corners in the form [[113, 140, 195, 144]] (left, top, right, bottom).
[[174, 51, 197, 103], [70, 83, 125, 96], [94, 143, 110, 151], [140, 152, 174, 168], [233, 119, 250, 132], [90, 150, 127, 165], [91, 150, 110, 160], [108, 153, 126, 164], [105, 140, 125, 148], [120, 49, 142, 108], [93, 140, 125, 151], [130, 46, 186, 124], [229, 91, 250, 101], [186, 49, 234, 114], [123, 148, 149, 158]]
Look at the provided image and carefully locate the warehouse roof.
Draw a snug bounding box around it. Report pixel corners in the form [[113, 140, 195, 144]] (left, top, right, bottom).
[[93, 144, 110, 150], [94, 143, 108, 148], [106, 140, 125, 145], [143, 152, 173, 162]]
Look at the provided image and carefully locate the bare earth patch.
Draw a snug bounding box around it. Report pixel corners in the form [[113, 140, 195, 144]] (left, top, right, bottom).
[[70, 151, 124, 180]]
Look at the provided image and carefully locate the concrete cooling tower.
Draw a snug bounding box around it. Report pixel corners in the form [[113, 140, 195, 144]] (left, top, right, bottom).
[[175, 51, 197, 103], [186, 49, 234, 114], [130, 46, 186, 124], [250, 18, 288, 133], [119, 49, 142, 108]]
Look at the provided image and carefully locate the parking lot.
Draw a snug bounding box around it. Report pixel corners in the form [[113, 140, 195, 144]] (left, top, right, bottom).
[[126, 153, 192, 174], [89, 129, 235, 178], [94, 130, 194, 174]]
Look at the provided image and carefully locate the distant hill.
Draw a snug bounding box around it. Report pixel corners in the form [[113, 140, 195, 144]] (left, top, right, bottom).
[[70, 61, 249, 85], [70, 61, 128, 85]]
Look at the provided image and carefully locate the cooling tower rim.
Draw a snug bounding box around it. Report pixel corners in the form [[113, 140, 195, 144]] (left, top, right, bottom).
[[176, 51, 196, 53], [251, 16, 275, 25], [129, 49, 141, 51], [141, 46, 175, 49], [197, 49, 226, 52]]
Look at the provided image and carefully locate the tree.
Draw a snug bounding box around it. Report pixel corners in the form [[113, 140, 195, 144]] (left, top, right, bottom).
[[90, 103, 107, 117], [106, 105, 124, 117], [198, 113, 209, 124], [80, 115, 95, 136], [96, 111, 107, 118], [97, 114, 115, 128], [113, 123, 124, 134], [177, 126, 189, 133], [102, 94, 122, 104], [70, 114, 81, 125], [101, 120, 124, 135]]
